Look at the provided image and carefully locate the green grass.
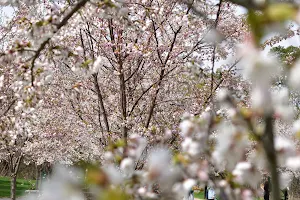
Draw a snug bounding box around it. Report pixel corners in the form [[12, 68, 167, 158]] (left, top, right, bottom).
[[0, 177, 36, 197], [194, 190, 205, 199]]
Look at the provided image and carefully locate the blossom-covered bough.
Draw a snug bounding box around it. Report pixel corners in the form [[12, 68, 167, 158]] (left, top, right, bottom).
[[1, 0, 300, 200]]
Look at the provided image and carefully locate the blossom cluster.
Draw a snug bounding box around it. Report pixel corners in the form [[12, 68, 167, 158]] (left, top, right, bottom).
[[1, 1, 300, 200]]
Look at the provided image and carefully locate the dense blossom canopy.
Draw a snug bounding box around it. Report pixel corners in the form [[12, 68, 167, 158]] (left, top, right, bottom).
[[1, 0, 300, 200]]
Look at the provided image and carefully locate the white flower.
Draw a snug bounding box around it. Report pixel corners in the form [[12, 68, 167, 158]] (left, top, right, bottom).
[[232, 162, 261, 188], [187, 163, 199, 177], [182, 15, 189, 24], [248, 146, 267, 169], [14, 101, 23, 111], [216, 88, 229, 103], [138, 187, 146, 195], [272, 88, 294, 120], [293, 120, 300, 135], [218, 180, 228, 187], [226, 108, 237, 118], [128, 134, 147, 160], [241, 189, 253, 200], [181, 137, 192, 152], [204, 29, 223, 43], [145, 192, 157, 199], [44, 74, 53, 84], [200, 110, 211, 122], [147, 148, 171, 181], [75, 46, 83, 54], [251, 86, 272, 113], [275, 136, 295, 166], [198, 170, 208, 181], [92, 56, 109, 74], [179, 120, 194, 137], [149, 148, 170, 169], [274, 104, 294, 121], [172, 183, 185, 199], [104, 151, 114, 162], [286, 156, 300, 171], [120, 157, 135, 177], [25, 165, 85, 200], [104, 164, 123, 185], [241, 44, 280, 86], [0, 75, 4, 88], [279, 172, 292, 190], [213, 123, 249, 171], [181, 137, 202, 157], [183, 179, 196, 193]]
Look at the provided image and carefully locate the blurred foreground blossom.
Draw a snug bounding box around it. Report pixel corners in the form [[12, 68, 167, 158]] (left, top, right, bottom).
[[24, 166, 85, 200]]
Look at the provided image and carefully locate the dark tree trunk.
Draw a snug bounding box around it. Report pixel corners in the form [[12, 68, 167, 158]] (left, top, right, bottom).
[[10, 174, 17, 200], [36, 165, 41, 190], [283, 189, 288, 200], [204, 186, 208, 199], [93, 73, 110, 134], [262, 116, 280, 200], [264, 179, 270, 200], [118, 68, 128, 143]]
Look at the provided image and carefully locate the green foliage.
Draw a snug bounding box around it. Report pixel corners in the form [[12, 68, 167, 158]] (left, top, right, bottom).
[[265, 3, 297, 22], [247, 3, 297, 45], [0, 176, 36, 197], [247, 10, 265, 45], [270, 46, 300, 118], [271, 45, 300, 65], [81, 59, 93, 69]]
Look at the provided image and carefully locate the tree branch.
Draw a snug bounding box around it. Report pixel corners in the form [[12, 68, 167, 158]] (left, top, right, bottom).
[[30, 0, 89, 86]]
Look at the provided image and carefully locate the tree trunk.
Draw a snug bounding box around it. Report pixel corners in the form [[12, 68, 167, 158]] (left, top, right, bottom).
[[119, 70, 128, 142], [262, 116, 280, 200], [264, 179, 270, 200], [36, 165, 41, 190], [10, 174, 17, 200], [118, 61, 128, 143], [0, 161, 9, 176], [283, 189, 288, 200], [145, 68, 164, 129], [93, 73, 110, 133], [8, 155, 22, 200], [145, 22, 181, 129]]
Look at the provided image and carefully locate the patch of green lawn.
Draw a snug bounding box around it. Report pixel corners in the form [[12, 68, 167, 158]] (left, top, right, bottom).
[[194, 190, 205, 199], [0, 177, 36, 197]]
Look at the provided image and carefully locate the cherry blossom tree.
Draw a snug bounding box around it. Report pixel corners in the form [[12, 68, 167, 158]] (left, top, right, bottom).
[[3, 0, 300, 200], [0, 1, 93, 199]]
